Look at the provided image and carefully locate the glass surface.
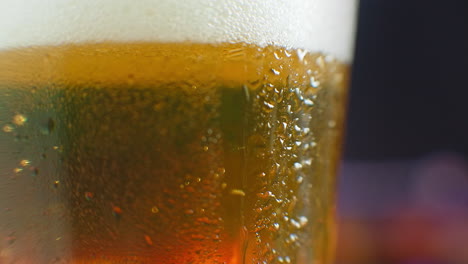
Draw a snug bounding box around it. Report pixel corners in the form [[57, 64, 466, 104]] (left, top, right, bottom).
[[0, 1, 357, 263]]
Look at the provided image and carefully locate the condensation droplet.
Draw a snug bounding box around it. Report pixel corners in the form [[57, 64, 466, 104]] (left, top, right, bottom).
[[112, 206, 123, 217], [6, 236, 16, 245], [31, 167, 39, 176], [309, 76, 320, 88], [293, 163, 303, 170], [13, 114, 27, 126], [304, 98, 314, 106], [144, 235, 153, 246], [285, 256, 292, 263], [221, 182, 227, 189], [151, 206, 159, 214], [290, 219, 301, 229], [289, 233, 299, 242], [263, 101, 275, 111], [297, 49, 308, 61], [316, 56, 326, 68], [203, 146, 209, 151], [273, 223, 280, 230], [20, 160, 30, 167], [185, 209, 194, 215], [243, 85, 251, 102], [53, 180, 60, 188], [84, 192, 94, 201], [127, 74, 135, 85], [296, 175, 304, 184], [40, 118, 55, 135], [328, 120, 337, 128], [299, 216, 309, 227], [13, 168, 23, 174], [3, 125, 14, 133], [271, 69, 280, 75], [230, 189, 246, 196]]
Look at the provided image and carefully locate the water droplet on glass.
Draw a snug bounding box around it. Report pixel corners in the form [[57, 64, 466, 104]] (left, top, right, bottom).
[[296, 175, 304, 184], [273, 51, 281, 60], [13, 114, 27, 126], [316, 56, 326, 68], [273, 223, 280, 230], [297, 49, 308, 61], [40, 118, 55, 135], [240, 86, 251, 103], [285, 256, 291, 263], [6, 236, 16, 245], [293, 163, 303, 170], [112, 206, 123, 217], [127, 74, 135, 86], [289, 233, 299, 242], [144, 235, 153, 246], [221, 182, 227, 189], [84, 192, 94, 201], [31, 167, 39, 176], [13, 168, 23, 174], [263, 101, 275, 112], [304, 98, 314, 106], [3, 125, 14, 133], [151, 206, 159, 214], [53, 181, 60, 188], [290, 219, 301, 229], [328, 120, 337, 128], [298, 216, 309, 227], [203, 146, 209, 151], [271, 69, 280, 75], [20, 159, 30, 167], [230, 189, 246, 196], [309, 77, 320, 88], [185, 209, 194, 215]]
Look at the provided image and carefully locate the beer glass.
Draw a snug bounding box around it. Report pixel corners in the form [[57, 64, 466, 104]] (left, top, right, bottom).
[[0, 0, 357, 263]]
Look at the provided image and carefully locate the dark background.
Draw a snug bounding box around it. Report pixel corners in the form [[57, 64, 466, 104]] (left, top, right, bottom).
[[337, 1, 468, 263], [345, 0, 468, 160]]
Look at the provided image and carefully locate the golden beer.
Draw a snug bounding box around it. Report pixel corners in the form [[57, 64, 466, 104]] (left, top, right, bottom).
[[0, 0, 357, 263], [0, 42, 347, 263]]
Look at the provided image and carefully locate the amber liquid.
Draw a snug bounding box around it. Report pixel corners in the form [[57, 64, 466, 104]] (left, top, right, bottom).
[[0, 43, 348, 264]]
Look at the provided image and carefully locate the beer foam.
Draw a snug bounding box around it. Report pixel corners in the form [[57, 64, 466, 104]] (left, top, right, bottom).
[[0, 0, 357, 61]]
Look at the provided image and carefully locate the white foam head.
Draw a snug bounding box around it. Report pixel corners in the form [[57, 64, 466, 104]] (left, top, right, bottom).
[[0, 0, 357, 62]]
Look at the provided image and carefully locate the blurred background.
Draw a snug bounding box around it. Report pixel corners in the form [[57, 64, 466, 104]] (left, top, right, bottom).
[[337, 0, 468, 264]]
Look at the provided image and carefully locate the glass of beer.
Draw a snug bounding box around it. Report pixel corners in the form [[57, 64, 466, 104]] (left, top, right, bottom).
[[0, 0, 357, 263]]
